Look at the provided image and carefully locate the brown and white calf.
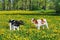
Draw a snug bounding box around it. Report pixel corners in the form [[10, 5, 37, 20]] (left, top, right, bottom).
[[31, 18, 49, 29]]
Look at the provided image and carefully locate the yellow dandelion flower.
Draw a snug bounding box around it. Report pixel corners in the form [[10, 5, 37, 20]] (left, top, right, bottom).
[[42, 31, 46, 35], [42, 36, 45, 38], [19, 37, 23, 40], [0, 29, 5, 35], [37, 30, 40, 32], [23, 38, 27, 40], [28, 29, 32, 33], [15, 36, 18, 39], [53, 29, 58, 33], [25, 37, 29, 40]]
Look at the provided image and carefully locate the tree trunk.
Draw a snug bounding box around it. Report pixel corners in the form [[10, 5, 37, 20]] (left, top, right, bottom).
[[21, 0, 24, 10], [45, 0, 46, 10], [8, 0, 11, 10], [2, 0, 5, 10], [25, 0, 27, 10], [13, 0, 16, 10], [29, 0, 32, 10], [37, 0, 40, 10], [55, 0, 60, 14]]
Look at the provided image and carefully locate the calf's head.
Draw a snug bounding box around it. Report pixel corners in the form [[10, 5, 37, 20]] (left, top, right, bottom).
[[31, 18, 38, 24], [9, 19, 15, 23], [19, 20, 24, 25], [31, 18, 35, 23]]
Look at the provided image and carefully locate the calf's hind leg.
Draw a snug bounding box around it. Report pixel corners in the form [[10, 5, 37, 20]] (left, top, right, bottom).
[[37, 25, 41, 30], [46, 23, 49, 29]]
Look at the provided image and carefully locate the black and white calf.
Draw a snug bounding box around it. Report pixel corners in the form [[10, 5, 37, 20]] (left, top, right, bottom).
[[9, 20, 24, 30], [31, 18, 49, 29]]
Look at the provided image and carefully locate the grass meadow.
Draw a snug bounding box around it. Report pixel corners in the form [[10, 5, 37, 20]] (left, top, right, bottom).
[[0, 14, 60, 40]]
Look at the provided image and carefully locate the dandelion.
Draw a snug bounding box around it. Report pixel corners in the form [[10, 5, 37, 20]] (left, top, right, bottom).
[[6, 34, 11, 39], [36, 30, 40, 32], [0, 29, 5, 35], [23, 38, 27, 40], [42, 31, 46, 35], [28, 29, 32, 33], [53, 29, 58, 33], [42, 36, 45, 38]]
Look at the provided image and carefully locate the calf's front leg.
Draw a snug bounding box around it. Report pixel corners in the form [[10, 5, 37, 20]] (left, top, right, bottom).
[[9, 23, 12, 30], [37, 24, 41, 30]]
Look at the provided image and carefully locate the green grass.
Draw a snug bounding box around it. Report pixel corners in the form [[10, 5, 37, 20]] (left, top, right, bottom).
[[0, 14, 60, 40], [0, 10, 55, 15]]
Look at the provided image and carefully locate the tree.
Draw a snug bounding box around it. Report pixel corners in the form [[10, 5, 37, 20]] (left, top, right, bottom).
[[37, 0, 40, 10], [55, 0, 60, 13], [13, 0, 17, 10], [8, 0, 11, 10], [2, 0, 5, 10], [29, 0, 32, 10], [44, 0, 46, 10]]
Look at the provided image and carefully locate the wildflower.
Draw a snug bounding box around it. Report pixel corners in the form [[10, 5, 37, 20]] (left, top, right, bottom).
[[53, 29, 58, 33], [0, 29, 5, 35]]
